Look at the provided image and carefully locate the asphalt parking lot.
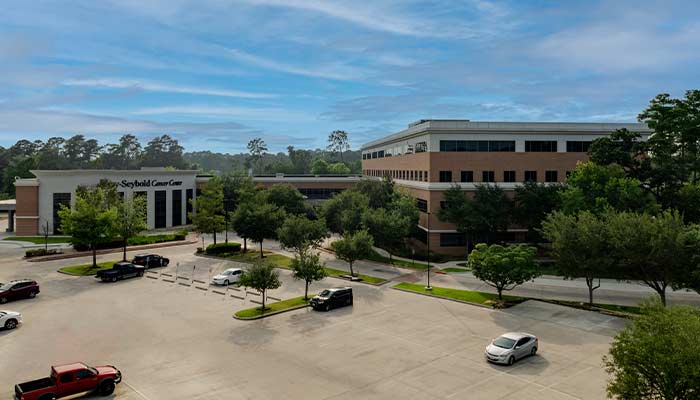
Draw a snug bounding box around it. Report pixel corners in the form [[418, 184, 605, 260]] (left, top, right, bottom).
[[0, 244, 625, 399]]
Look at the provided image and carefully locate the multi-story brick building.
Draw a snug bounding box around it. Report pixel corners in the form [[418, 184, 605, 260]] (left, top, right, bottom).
[[361, 119, 652, 255]]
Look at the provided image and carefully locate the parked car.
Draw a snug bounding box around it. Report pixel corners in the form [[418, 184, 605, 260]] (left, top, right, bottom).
[[0, 280, 40, 304], [95, 262, 145, 282], [310, 287, 353, 311], [211, 268, 242, 286], [132, 253, 169, 268], [484, 332, 538, 365], [15, 362, 122, 400], [0, 310, 22, 330]]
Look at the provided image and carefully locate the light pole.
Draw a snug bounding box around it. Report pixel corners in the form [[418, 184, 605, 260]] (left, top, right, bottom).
[[426, 211, 432, 291]]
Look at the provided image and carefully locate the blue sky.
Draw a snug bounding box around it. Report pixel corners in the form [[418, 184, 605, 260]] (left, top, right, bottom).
[[1, 0, 698, 153]]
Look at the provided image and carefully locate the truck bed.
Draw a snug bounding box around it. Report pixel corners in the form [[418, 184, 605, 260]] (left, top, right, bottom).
[[16, 377, 54, 394]]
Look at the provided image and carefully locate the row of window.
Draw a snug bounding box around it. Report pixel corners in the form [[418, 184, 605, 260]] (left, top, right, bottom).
[[364, 140, 593, 158], [363, 169, 429, 182], [439, 140, 515, 152], [438, 170, 560, 183]]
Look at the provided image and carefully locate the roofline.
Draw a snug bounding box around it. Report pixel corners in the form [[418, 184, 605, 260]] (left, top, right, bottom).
[[30, 169, 199, 175], [361, 120, 653, 150]]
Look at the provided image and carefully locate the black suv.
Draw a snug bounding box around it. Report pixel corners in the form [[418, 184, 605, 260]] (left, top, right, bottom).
[[132, 254, 169, 269], [310, 287, 353, 311]]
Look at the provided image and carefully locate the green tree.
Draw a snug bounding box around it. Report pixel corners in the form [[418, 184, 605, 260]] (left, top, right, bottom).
[[604, 299, 700, 399], [327, 162, 351, 174], [142, 135, 187, 169], [100, 134, 143, 170], [287, 146, 313, 174], [561, 162, 657, 214], [674, 182, 700, 223], [467, 243, 539, 300], [291, 251, 327, 299], [246, 138, 268, 174], [264, 184, 307, 215], [231, 201, 255, 252], [191, 178, 225, 245], [321, 189, 370, 234], [114, 195, 147, 261], [353, 178, 394, 209], [540, 211, 614, 305], [362, 194, 418, 262], [589, 128, 652, 184], [606, 210, 695, 306], [310, 158, 330, 175], [277, 215, 329, 257], [327, 130, 350, 163], [244, 202, 286, 258], [513, 182, 562, 241], [331, 229, 374, 277], [58, 187, 118, 267], [238, 260, 282, 311]]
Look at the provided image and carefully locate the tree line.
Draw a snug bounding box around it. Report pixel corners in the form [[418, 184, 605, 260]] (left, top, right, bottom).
[[0, 130, 360, 199]]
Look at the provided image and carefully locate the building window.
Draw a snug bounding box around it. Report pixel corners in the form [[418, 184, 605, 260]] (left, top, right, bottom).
[[186, 189, 193, 224], [415, 141, 427, 153], [566, 141, 592, 152], [52, 193, 71, 234], [482, 171, 495, 183], [524, 171, 538, 182], [525, 140, 558, 152], [503, 170, 516, 182], [565, 171, 572, 179], [439, 171, 452, 182], [460, 170, 473, 183], [298, 188, 344, 199], [416, 199, 428, 212], [154, 190, 167, 229], [424, 171, 428, 182], [440, 233, 467, 247], [440, 201, 447, 209], [545, 170, 558, 182], [439, 140, 515, 152], [371, 151, 377, 159], [378, 150, 384, 158], [362, 154, 366, 160], [172, 189, 182, 226]]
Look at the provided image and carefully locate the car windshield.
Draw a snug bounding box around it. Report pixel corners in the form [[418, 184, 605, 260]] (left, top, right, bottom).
[[319, 290, 332, 297], [0, 283, 13, 291], [493, 337, 516, 349]]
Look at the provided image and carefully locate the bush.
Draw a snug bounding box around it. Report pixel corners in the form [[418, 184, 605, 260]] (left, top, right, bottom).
[[205, 242, 242, 255], [25, 248, 61, 258]]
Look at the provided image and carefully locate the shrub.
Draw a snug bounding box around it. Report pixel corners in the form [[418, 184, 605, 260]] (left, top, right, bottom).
[[205, 242, 242, 255], [25, 248, 61, 258]]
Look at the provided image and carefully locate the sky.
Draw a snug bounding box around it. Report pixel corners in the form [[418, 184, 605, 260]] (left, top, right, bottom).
[[0, 0, 698, 153]]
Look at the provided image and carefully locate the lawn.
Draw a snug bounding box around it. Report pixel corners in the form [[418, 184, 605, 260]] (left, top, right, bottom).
[[323, 266, 387, 285], [393, 282, 525, 307], [59, 261, 116, 276], [546, 299, 641, 315], [4, 236, 71, 244], [234, 296, 310, 318], [225, 251, 293, 268], [365, 250, 431, 270], [440, 267, 470, 273]]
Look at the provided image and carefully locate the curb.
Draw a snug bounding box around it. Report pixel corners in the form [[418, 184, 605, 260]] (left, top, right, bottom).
[[233, 304, 310, 320], [326, 274, 389, 287], [27, 240, 198, 262], [391, 286, 496, 310]]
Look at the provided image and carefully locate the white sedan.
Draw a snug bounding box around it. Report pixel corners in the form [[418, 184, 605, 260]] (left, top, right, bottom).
[[211, 268, 242, 286], [1, 310, 22, 330]]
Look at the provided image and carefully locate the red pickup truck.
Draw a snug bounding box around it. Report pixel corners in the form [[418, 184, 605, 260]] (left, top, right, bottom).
[[14, 362, 121, 400]]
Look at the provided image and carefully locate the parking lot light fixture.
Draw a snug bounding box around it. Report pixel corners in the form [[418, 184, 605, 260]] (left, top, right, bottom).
[[426, 211, 432, 291]]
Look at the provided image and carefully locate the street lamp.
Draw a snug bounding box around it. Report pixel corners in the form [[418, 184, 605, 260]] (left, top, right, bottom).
[[223, 198, 235, 244], [426, 211, 432, 291]]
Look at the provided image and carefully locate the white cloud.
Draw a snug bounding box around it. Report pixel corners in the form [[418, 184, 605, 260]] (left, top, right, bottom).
[[133, 105, 314, 121], [61, 78, 277, 98]]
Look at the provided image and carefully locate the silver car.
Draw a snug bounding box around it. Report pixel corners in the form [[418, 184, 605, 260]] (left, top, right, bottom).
[[484, 332, 538, 365]]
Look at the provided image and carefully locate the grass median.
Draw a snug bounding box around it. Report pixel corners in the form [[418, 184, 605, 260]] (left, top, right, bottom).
[[4, 236, 71, 244], [59, 261, 116, 276], [365, 250, 431, 270], [441, 267, 470, 273], [393, 282, 526, 307], [235, 296, 310, 319]]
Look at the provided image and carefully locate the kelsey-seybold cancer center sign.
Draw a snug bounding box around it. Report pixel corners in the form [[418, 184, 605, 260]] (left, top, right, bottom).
[[117, 179, 184, 189]]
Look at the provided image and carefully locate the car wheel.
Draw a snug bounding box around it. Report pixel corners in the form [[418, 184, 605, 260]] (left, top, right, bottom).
[[0, 297, 7, 304], [28, 291, 37, 298], [99, 379, 115, 396], [531, 347, 537, 356], [4, 319, 17, 329], [111, 277, 117, 282], [325, 304, 330, 312], [507, 356, 515, 366], [224, 280, 229, 286], [138, 271, 144, 277]]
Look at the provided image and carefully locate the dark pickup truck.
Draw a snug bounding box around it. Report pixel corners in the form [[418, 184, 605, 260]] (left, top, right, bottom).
[[95, 262, 145, 282], [15, 362, 121, 400]]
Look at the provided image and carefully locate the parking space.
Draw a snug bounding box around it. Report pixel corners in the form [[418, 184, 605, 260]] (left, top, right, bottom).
[[0, 244, 625, 399]]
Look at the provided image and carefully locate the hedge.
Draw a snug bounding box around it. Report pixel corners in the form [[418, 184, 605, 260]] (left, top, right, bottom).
[[205, 242, 242, 255], [73, 230, 188, 251], [25, 248, 62, 258]]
